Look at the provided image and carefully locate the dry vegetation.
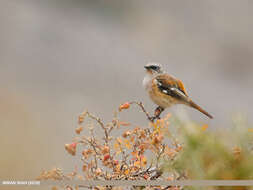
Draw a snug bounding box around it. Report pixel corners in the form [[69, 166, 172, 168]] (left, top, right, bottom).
[[38, 102, 253, 190]]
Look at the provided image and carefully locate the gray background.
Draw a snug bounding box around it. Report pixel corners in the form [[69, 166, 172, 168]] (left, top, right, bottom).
[[0, 0, 252, 182]]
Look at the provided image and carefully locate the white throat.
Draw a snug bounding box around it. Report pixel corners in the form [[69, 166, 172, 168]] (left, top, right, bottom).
[[142, 73, 155, 91]]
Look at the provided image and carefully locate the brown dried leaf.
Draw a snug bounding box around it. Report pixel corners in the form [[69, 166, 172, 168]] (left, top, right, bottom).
[[82, 164, 87, 172], [65, 143, 77, 156], [101, 145, 110, 154], [75, 126, 83, 134], [78, 111, 87, 124], [118, 121, 131, 127], [119, 102, 130, 111], [122, 131, 131, 138]]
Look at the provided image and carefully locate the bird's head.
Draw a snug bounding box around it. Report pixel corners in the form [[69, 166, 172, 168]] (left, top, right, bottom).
[[144, 63, 163, 75]]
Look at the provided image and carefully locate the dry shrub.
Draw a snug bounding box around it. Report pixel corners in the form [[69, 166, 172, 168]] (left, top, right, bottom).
[[38, 102, 184, 190]]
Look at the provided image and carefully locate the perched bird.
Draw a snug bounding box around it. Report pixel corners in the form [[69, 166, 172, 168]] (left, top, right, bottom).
[[143, 63, 213, 120]]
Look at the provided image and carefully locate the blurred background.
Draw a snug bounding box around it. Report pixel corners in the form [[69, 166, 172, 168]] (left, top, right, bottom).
[[0, 0, 252, 185]]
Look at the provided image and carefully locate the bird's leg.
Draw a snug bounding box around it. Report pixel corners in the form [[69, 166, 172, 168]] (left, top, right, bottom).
[[149, 106, 164, 122], [154, 106, 164, 119]]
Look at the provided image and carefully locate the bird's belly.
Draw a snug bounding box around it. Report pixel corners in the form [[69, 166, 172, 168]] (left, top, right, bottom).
[[149, 89, 175, 108]]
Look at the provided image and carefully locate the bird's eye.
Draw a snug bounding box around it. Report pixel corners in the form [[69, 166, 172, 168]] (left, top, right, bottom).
[[149, 65, 159, 70]]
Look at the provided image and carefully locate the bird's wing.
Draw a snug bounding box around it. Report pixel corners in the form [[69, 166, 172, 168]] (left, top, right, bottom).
[[155, 74, 189, 102], [155, 74, 213, 119]]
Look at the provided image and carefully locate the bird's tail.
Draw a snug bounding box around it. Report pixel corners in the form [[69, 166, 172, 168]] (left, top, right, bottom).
[[188, 100, 213, 119]]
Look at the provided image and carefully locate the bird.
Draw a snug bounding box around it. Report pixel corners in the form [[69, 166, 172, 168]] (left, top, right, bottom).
[[143, 63, 213, 120]]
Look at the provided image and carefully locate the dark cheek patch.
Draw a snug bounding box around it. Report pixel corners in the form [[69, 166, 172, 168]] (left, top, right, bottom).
[[149, 66, 157, 70]]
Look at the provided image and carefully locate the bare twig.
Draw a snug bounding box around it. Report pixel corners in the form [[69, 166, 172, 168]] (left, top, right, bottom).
[[86, 111, 109, 144], [129, 101, 154, 122], [47, 101, 182, 190], [161, 185, 172, 190], [150, 169, 163, 180], [156, 144, 166, 168]]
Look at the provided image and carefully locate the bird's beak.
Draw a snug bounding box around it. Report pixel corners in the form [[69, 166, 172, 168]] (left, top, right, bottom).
[[144, 66, 149, 70]]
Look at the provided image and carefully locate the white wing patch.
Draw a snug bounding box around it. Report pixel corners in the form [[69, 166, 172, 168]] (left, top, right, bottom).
[[155, 79, 162, 87], [170, 87, 187, 98], [162, 90, 168, 94], [155, 79, 187, 99]]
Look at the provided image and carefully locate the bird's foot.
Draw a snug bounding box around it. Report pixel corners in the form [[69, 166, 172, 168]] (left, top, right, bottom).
[[154, 106, 164, 118], [148, 116, 161, 122], [147, 107, 164, 122]]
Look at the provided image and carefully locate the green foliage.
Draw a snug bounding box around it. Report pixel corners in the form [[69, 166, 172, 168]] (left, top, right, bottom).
[[162, 115, 253, 189]]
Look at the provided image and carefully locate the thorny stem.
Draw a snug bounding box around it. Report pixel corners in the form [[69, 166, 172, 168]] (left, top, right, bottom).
[[81, 111, 117, 172], [121, 150, 129, 170], [156, 144, 166, 168], [66, 102, 180, 189], [77, 185, 90, 189], [129, 101, 155, 122], [81, 158, 89, 165], [89, 138, 98, 169], [132, 165, 156, 177], [86, 111, 109, 144]]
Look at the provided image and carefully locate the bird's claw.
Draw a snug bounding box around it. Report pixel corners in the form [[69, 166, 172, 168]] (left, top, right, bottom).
[[148, 116, 161, 122]]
